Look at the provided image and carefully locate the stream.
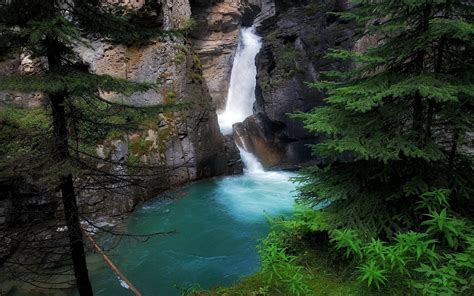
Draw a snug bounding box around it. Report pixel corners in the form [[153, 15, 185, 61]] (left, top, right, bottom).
[[87, 171, 295, 295], [86, 26, 297, 295]]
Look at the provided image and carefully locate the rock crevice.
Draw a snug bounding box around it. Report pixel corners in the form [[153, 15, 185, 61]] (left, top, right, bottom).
[[236, 0, 355, 169]]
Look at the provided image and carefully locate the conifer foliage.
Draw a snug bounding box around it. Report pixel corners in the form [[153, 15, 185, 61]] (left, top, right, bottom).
[[0, 1, 173, 294], [295, 0, 473, 236], [292, 0, 474, 292]]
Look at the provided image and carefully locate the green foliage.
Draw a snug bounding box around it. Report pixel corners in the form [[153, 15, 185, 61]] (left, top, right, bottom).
[[293, 0, 474, 240], [68, 96, 180, 147], [258, 232, 310, 295], [265, 190, 474, 295], [259, 78, 272, 92], [0, 106, 50, 131], [265, 31, 278, 43], [180, 17, 197, 32], [331, 229, 363, 259], [128, 137, 153, 156], [0, 107, 51, 158], [356, 260, 387, 290], [21, 16, 80, 45], [0, 73, 155, 96], [263, 29, 304, 84], [276, 44, 300, 74], [327, 190, 474, 295], [73, 1, 181, 44]]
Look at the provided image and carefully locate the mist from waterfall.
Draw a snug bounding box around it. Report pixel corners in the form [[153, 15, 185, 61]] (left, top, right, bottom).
[[218, 27, 262, 136]]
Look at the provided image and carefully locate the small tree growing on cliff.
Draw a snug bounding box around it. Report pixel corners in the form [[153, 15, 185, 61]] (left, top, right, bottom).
[[295, 1, 474, 237], [0, 0, 185, 294]]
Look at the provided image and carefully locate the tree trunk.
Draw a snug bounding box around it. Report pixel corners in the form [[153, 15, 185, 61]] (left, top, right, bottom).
[[424, 101, 434, 143], [412, 92, 423, 138], [51, 95, 93, 296], [46, 26, 93, 294], [448, 129, 459, 168]]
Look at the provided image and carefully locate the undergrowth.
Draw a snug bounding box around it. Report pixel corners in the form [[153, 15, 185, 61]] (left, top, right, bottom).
[[188, 189, 473, 295]]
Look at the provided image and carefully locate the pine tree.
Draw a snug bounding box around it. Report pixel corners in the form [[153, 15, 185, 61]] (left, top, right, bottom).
[[0, 1, 181, 294], [295, 0, 473, 237]]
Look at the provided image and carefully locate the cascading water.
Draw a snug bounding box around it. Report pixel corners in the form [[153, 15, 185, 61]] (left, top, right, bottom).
[[238, 147, 265, 173], [218, 27, 262, 136], [217, 26, 267, 173]]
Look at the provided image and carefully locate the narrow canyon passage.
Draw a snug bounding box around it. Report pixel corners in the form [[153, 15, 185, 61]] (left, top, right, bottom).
[[84, 27, 296, 296]]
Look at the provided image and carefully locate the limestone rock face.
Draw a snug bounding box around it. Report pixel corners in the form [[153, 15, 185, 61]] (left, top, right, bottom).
[[103, 0, 191, 29], [77, 37, 242, 213], [241, 0, 355, 169], [192, 1, 250, 111], [0, 0, 244, 219], [0, 52, 44, 108]]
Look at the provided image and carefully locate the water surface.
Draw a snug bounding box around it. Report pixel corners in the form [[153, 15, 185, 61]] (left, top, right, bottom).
[[88, 172, 296, 295]]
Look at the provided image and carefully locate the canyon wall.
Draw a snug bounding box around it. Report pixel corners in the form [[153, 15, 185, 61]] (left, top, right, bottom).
[[0, 0, 356, 223], [234, 0, 355, 169], [0, 0, 245, 223], [78, 0, 252, 216]]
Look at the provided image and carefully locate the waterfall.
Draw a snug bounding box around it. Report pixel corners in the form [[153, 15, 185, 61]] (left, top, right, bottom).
[[217, 26, 265, 173], [218, 26, 262, 136], [238, 147, 265, 174]]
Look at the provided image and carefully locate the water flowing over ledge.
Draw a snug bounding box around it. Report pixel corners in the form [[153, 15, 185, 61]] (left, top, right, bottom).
[[218, 27, 262, 136]]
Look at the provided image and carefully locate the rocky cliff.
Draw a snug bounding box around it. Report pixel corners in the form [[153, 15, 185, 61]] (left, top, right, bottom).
[[0, 0, 356, 221], [191, 0, 259, 111], [75, 0, 252, 216], [0, 0, 245, 221], [234, 0, 355, 169]]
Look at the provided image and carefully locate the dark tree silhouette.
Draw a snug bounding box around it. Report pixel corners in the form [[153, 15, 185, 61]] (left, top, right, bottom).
[[0, 1, 187, 294]]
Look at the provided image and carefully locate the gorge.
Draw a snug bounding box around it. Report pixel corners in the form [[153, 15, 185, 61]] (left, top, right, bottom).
[[8, 1, 470, 295], [2, 0, 473, 295], [84, 24, 297, 296], [2, 1, 308, 293]]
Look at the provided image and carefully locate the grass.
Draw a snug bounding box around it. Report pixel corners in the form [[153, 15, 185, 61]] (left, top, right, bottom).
[[186, 249, 386, 296]]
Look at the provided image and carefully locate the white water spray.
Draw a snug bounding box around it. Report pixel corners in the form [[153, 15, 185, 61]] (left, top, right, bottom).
[[238, 147, 265, 174], [218, 27, 262, 136]]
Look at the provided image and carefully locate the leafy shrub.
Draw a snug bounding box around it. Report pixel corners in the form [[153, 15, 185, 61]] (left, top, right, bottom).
[[258, 232, 310, 295], [270, 189, 473, 295], [327, 189, 474, 295]]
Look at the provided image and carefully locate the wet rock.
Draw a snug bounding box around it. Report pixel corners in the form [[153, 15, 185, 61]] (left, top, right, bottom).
[[224, 135, 244, 174], [249, 0, 355, 168], [192, 1, 260, 111], [233, 112, 323, 169]]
